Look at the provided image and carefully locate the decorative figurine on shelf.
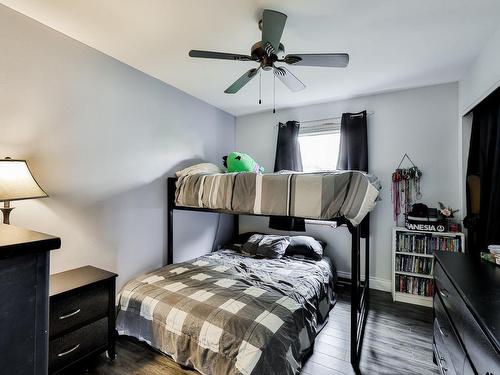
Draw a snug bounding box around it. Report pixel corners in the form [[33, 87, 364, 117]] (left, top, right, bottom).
[[438, 202, 461, 232], [392, 154, 422, 224], [438, 202, 459, 218]]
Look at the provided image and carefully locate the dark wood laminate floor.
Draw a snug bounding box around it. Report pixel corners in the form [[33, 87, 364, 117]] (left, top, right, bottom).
[[69, 290, 439, 375]]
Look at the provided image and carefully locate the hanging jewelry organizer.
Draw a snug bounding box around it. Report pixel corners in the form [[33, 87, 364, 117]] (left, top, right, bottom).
[[392, 154, 422, 223]]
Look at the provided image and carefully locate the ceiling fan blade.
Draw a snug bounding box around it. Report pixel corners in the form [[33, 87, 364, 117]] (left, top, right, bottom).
[[189, 50, 253, 61], [224, 68, 260, 94], [261, 9, 287, 53], [274, 66, 306, 92], [283, 53, 349, 68]]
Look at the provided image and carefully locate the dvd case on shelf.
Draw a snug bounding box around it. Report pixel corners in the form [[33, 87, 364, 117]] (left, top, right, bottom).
[[392, 228, 464, 307]]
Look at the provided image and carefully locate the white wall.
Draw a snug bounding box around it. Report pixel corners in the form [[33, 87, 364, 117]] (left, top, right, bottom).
[[459, 114, 473, 216], [0, 5, 235, 287], [458, 24, 500, 215], [460, 25, 500, 115], [236, 83, 459, 290]]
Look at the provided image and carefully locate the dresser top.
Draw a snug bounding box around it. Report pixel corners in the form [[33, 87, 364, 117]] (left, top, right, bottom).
[[50, 265, 117, 297], [435, 251, 500, 350], [0, 224, 60, 258]]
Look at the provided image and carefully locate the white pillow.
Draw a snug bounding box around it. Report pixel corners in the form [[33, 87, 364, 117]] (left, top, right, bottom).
[[175, 163, 222, 178]]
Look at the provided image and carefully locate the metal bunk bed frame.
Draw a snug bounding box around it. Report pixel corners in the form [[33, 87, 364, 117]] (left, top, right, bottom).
[[166, 177, 369, 369]]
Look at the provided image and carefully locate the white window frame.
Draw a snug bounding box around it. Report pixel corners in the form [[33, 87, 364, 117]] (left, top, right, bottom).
[[299, 120, 341, 137], [299, 120, 341, 226], [298, 120, 341, 172]]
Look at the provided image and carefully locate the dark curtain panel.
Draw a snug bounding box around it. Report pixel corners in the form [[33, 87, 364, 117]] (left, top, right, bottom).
[[274, 121, 303, 171], [465, 87, 500, 255], [269, 121, 306, 231], [337, 110, 368, 172], [337, 111, 369, 237]]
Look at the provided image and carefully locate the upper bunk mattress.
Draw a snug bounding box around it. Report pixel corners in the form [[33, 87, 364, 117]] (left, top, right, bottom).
[[175, 170, 380, 225]]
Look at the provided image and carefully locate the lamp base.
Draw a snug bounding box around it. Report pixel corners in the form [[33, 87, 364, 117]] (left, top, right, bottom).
[[1, 201, 14, 224]]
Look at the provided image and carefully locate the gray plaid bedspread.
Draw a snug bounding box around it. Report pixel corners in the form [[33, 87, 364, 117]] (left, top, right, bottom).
[[116, 250, 335, 375], [175, 170, 380, 226]]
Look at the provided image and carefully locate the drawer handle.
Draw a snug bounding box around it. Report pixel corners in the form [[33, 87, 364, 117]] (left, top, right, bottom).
[[57, 344, 80, 357], [59, 308, 81, 320], [438, 326, 448, 338], [439, 289, 448, 298]]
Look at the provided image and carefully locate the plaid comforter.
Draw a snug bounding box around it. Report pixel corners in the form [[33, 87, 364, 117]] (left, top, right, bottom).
[[116, 250, 335, 375], [175, 170, 380, 226]]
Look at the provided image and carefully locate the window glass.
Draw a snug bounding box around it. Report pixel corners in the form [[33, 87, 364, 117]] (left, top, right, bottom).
[[299, 132, 341, 172]]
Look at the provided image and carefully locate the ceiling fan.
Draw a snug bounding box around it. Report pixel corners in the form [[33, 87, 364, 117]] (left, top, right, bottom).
[[188, 9, 349, 96]]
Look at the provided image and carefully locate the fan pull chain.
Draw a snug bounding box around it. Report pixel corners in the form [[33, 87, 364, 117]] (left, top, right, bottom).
[[273, 73, 276, 114], [259, 71, 262, 105]]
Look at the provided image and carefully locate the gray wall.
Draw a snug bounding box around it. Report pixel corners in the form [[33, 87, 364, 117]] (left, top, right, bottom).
[[0, 5, 235, 287], [459, 24, 500, 114], [458, 24, 500, 217], [236, 83, 459, 290]]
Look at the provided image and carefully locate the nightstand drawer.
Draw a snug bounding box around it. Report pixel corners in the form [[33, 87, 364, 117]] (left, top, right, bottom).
[[50, 282, 109, 337], [49, 317, 108, 373]]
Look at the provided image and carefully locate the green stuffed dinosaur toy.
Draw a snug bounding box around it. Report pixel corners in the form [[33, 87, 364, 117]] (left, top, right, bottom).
[[222, 152, 264, 173]]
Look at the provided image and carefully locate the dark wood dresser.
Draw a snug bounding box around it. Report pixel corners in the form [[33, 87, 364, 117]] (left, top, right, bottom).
[[0, 224, 60, 375], [49, 266, 117, 374], [434, 251, 500, 375]]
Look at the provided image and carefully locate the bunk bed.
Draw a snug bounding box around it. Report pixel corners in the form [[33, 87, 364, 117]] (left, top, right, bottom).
[[167, 171, 379, 369], [117, 170, 379, 374]]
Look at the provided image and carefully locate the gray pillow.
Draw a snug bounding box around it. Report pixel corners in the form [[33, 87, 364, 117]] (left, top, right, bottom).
[[241, 234, 290, 259], [220, 232, 264, 252], [285, 236, 325, 260]]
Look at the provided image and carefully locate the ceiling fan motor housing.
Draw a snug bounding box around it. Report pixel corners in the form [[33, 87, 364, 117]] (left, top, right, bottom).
[[251, 41, 284, 70]]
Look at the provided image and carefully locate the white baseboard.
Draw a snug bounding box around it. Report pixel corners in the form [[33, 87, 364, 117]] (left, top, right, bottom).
[[337, 271, 392, 292]]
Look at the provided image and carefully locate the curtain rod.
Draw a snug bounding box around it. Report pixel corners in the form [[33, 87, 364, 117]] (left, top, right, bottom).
[[300, 111, 375, 125]]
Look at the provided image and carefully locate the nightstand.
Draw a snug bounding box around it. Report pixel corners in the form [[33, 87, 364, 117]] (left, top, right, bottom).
[[49, 266, 117, 374]]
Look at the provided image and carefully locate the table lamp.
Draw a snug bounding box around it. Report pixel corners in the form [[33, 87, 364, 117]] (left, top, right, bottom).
[[0, 157, 48, 224]]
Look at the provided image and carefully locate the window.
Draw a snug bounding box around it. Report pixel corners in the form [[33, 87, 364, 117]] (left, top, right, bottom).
[[299, 121, 341, 172]]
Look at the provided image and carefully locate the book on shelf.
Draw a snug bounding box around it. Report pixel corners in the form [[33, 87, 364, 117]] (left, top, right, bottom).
[[395, 255, 433, 274], [396, 231, 462, 254], [392, 228, 464, 305], [395, 274, 434, 297]]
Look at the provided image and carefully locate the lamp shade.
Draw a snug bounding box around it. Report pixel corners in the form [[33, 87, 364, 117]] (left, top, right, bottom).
[[0, 159, 48, 202]]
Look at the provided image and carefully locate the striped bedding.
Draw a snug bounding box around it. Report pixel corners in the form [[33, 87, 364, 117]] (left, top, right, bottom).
[[175, 170, 380, 225]]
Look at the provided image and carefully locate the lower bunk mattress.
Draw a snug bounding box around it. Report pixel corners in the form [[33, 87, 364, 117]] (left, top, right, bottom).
[[116, 249, 336, 375]]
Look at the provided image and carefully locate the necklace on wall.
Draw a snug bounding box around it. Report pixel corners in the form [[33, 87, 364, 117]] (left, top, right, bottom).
[[392, 154, 422, 223]]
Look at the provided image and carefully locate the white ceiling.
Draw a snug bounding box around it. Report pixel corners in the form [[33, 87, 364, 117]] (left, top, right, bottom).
[[3, 0, 500, 116]]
